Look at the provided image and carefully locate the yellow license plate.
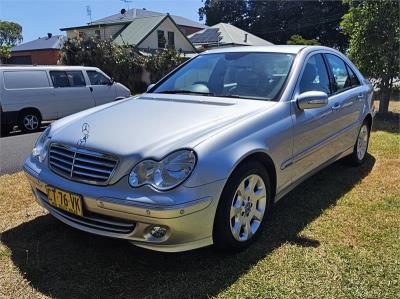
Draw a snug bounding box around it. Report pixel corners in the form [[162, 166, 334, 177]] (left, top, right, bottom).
[[46, 186, 83, 217]]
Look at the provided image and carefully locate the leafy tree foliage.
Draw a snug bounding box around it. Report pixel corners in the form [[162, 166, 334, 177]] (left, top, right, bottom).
[[0, 20, 22, 46], [287, 34, 320, 45], [0, 20, 22, 64], [61, 37, 186, 93], [198, 0, 249, 29], [198, 0, 348, 50], [341, 0, 400, 114]]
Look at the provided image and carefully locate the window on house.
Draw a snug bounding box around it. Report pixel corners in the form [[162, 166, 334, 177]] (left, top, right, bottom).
[[95, 29, 101, 39], [158, 30, 166, 49], [78, 32, 85, 38], [167, 31, 175, 49]]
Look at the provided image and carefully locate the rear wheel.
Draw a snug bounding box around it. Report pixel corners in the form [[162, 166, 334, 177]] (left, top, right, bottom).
[[346, 121, 370, 166], [19, 110, 41, 133], [213, 161, 272, 251]]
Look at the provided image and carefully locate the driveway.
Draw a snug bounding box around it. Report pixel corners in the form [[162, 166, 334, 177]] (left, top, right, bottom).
[[0, 132, 41, 175]]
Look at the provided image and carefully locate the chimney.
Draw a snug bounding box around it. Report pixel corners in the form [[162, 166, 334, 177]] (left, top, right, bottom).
[[47, 33, 52, 39], [244, 33, 248, 43]]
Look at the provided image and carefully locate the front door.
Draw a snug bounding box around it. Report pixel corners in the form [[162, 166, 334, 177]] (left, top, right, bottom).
[[290, 53, 339, 183], [85, 70, 116, 106], [49, 70, 95, 118]]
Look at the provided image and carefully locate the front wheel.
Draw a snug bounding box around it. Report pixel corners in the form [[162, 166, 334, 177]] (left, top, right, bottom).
[[213, 161, 272, 251], [346, 121, 370, 166]]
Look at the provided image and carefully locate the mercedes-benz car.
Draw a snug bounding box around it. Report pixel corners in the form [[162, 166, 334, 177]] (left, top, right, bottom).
[[24, 46, 374, 252]]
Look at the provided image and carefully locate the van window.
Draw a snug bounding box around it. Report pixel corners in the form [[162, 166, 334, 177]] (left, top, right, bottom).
[[4, 70, 50, 89], [50, 71, 86, 87], [87, 71, 110, 85]]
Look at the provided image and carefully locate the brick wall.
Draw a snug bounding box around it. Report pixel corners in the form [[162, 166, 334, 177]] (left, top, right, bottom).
[[10, 50, 61, 65]]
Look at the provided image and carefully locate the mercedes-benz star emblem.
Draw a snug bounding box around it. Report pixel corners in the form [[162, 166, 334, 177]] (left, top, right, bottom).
[[77, 123, 90, 146]]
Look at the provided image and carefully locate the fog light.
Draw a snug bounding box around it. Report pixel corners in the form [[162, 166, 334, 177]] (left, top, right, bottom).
[[150, 226, 168, 238]]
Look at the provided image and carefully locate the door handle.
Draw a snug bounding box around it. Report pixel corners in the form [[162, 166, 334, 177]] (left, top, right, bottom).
[[357, 94, 364, 101], [332, 103, 341, 111]]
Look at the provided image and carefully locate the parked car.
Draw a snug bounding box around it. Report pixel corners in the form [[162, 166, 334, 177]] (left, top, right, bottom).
[[0, 66, 130, 135], [24, 45, 374, 252]]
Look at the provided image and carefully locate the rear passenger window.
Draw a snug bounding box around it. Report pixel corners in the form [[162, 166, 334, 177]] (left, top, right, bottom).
[[325, 54, 351, 92], [4, 71, 50, 89], [299, 54, 330, 94], [50, 71, 86, 87], [87, 71, 110, 85], [346, 64, 360, 87]]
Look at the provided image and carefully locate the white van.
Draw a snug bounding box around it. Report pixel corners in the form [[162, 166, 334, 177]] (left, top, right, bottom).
[[0, 66, 130, 134]]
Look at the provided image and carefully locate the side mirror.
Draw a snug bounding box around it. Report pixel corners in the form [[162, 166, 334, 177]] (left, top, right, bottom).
[[297, 91, 328, 110], [146, 83, 155, 92], [108, 78, 115, 85]]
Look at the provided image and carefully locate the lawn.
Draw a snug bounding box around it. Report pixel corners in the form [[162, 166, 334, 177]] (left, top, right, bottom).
[[0, 103, 399, 298]]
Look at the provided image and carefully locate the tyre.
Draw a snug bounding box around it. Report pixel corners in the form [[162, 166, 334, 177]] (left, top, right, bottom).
[[19, 110, 41, 133], [346, 121, 370, 166], [213, 160, 272, 252]]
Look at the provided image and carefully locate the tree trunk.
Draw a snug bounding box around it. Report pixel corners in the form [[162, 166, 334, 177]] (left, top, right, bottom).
[[379, 77, 391, 114]]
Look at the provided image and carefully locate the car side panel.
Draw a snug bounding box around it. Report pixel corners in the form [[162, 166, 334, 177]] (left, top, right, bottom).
[[0, 70, 57, 120]]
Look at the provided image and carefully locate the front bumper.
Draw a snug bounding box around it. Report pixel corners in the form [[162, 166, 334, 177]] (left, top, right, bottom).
[[24, 156, 226, 252]]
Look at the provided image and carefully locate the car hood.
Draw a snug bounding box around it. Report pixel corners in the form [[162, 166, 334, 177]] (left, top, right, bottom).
[[50, 94, 274, 177]]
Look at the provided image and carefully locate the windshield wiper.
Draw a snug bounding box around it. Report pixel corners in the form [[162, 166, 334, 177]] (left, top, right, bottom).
[[157, 90, 215, 96]]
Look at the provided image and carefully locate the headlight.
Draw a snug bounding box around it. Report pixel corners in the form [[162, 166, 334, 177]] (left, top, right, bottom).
[[129, 150, 196, 191], [32, 126, 51, 162]]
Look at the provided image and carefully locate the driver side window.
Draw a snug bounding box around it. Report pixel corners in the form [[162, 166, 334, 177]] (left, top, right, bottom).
[[87, 70, 110, 85], [299, 54, 330, 94]]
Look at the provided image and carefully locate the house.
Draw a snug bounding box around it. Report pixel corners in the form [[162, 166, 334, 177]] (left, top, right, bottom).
[[9, 34, 64, 65], [188, 23, 273, 51], [60, 8, 207, 53]]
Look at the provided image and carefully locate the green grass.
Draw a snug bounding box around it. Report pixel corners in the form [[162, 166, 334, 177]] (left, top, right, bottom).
[[0, 114, 399, 298]]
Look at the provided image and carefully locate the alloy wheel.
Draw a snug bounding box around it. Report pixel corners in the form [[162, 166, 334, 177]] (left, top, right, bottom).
[[357, 124, 369, 160], [229, 174, 267, 242]]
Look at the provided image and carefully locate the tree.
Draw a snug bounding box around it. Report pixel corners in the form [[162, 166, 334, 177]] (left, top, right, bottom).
[[198, 1, 349, 50], [341, 0, 400, 114], [0, 20, 22, 46], [0, 20, 22, 64], [198, 0, 249, 30], [287, 34, 320, 45]]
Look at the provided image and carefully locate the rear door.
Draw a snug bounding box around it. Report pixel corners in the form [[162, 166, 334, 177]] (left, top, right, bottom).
[[49, 70, 95, 118], [324, 54, 364, 152], [85, 70, 117, 106]]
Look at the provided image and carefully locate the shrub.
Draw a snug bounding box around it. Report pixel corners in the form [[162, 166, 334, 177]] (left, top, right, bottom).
[[60, 37, 188, 94]]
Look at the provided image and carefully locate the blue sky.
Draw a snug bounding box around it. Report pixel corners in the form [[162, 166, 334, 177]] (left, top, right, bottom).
[[0, 0, 204, 43]]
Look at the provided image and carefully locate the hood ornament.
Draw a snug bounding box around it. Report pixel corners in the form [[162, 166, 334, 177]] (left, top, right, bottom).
[[77, 123, 90, 146]]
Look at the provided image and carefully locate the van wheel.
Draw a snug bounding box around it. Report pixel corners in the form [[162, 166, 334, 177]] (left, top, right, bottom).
[[19, 110, 41, 133], [213, 161, 272, 252]]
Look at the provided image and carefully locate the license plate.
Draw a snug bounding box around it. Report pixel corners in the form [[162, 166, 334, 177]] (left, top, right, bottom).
[[46, 186, 83, 217]]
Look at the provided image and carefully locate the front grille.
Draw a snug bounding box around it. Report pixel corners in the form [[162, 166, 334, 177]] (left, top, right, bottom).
[[48, 143, 118, 185]]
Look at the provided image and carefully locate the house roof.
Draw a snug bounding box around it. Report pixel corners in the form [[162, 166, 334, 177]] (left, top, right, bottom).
[[61, 8, 207, 31], [113, 15, 166, 46], [11, 35, 65, 52], [188, 23, 273, 47], [113, 15, 196, 52]]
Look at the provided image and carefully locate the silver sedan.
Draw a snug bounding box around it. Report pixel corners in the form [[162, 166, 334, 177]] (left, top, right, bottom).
[[24, 45, 374, 252]]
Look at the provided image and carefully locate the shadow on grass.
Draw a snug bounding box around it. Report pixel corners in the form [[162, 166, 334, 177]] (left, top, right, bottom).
[[1, 155, 375, 298], [373, 112, 399, 134]]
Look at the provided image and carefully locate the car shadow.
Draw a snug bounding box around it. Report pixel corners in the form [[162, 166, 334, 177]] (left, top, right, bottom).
[[373, 112, 400, 134], [1, 155, 375, 298]]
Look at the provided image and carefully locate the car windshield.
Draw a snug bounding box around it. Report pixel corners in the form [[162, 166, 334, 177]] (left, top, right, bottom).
[[151, 52, 295, 101]]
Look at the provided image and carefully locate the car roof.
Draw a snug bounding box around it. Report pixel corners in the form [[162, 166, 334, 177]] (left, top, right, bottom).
[[202, 45, 328, 55], [0, 65, 100, 71]]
